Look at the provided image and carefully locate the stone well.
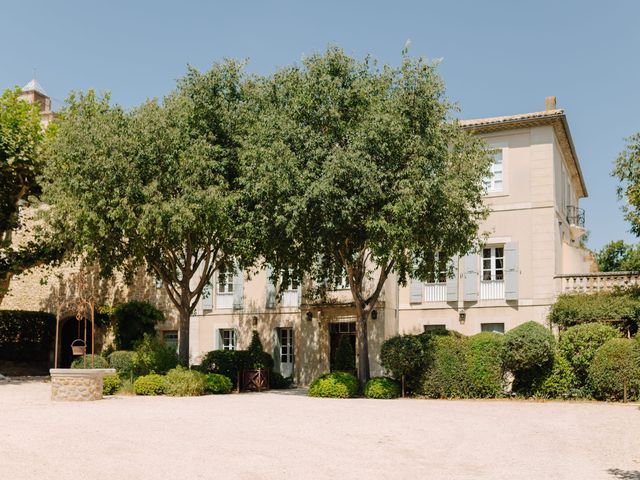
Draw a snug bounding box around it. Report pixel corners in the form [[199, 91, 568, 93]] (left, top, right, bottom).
[[50, 368, 116, 401]]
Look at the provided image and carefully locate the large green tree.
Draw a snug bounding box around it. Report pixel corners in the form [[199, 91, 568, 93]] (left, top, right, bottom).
[[42, 61, 253, 363], [613, 132, 640, 236], [242, 48, 491, 383], [595, 240, 640, 272], [0, 87, 61, 305]]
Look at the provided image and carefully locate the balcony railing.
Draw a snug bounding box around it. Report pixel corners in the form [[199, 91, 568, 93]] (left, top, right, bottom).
[[556, 272, 640, 294], [566, 205, 585, 228]]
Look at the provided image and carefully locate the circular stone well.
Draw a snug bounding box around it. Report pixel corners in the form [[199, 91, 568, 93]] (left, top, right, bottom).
[[49, 368, 116, 401]]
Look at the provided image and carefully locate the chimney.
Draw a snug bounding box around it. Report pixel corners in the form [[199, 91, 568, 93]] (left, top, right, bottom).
[[545, 96, 557, 111]]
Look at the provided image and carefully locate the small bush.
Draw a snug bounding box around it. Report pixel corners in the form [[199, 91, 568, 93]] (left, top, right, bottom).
[[333, 335, 356, 372], [205, 373, 233, 394], [163, 366, 207, 396], [364, 377, 400, 399], [589, 338, 640, 401], [70, 354, 109, 369], [134, 374, 165, 395], [270, 371, 293, 389], [102, 375, 122, 395], [113, 301, 164, 350], [558, 323, 621, 386], [466, 332, 505, 398], [420, 334, 469, 398], [380, 334, 425, 396], [502, 321, 555, 395], [108, 350, 136, 378], [308, 372, 359, 398], [536, 354, 579, 399], [133, 333, 180, 375], [199, 350, 250, 387]]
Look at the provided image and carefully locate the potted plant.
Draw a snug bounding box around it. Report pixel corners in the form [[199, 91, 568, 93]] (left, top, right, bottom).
[[242, 331, 273, 391]]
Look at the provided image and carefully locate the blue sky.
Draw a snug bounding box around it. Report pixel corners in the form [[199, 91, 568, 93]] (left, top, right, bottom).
[[2, 0, 638, 250]]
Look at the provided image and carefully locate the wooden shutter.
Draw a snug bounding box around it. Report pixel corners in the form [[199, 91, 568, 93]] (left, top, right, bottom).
[[463, 254, 479, 301], [266, 265, 276, 309], [504, 242, 519, 301], [446, 256, 459, 302], [232, 268, 244, 310], [409, 278, 423, 304]]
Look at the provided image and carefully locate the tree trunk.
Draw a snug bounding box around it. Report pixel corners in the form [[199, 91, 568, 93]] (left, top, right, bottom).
[[356, 306, 370, 386], [177, 295, 191, 366]]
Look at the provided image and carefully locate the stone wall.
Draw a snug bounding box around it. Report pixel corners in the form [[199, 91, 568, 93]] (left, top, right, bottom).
[[50, 369, 115, 401]]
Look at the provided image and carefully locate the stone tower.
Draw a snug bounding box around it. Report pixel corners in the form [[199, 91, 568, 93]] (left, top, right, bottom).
[[18, 78, 54, 126]]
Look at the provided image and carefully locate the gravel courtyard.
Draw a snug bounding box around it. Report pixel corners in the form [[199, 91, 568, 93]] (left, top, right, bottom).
[[1, 379, 639, 480]]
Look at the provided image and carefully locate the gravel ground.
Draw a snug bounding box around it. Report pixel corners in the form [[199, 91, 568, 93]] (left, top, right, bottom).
[[1, 379, 639, 480]]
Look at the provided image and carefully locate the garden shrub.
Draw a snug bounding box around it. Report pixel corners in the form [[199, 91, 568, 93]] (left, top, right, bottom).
[[163, 366, 207, 396], [113, 301, 164, 350], [420, 334, 469, 398], [0, 310, 55, 361], [108, 350, 136, 378], [134, 374, 165, 395], [102, 375, 122, 395], [380, 334, 425, 396], [247, 331, 274, 370], [333, 335, 356, 372], [308, 372, 359, 398], [466, 332, 505, 398], [270, 371, 293, 389], [205, 373, 233, 394], [589, 338, 640, 401], [558, 323, 620, 386], [502, 321, 555, 395], [199, 350, 250, 387], [536, 354, 579, 399], [133, 333, 180, 375], [364, 377, 400, 399], [70, 354, 109, 369]]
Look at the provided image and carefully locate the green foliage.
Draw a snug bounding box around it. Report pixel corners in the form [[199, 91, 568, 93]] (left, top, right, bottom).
[[247, 331, 274, 370], [420, 334, 469, 398], [502, 322, 555, 395], [199, 350, 249, 387], [380, 334, 425, 394], [333, 335, 356, 372], [102, 374, 122, 395], [270, 371, 293, 389], [536, 354, 579, 399], [364, 377, 400, 399], [108, 350, 136, 378], [205, 373, 233, 394], [163, 366, 207, 396], [133, 333, 180, 375], [0, 310, 55, 361], [308, 372, 359, 398], [466, 332, 505, 398], [70, 354, 109, 369], [613, 132, 640, 236], [113, 301, 163, 350], [596, 240, 640, 271], [589, 338, 640, 401], [133, 374, 165, 395], [558, 323, 621, 386], [549, 291, 640, 331]]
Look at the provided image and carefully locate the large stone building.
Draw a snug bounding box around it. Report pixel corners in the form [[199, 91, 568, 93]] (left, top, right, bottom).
[[4, 80, 597, 383]]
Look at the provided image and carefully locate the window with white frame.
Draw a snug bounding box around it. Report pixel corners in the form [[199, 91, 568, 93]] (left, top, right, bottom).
[[426, 253, 448, 284], [482, 246, 504, 281], [282, 276, 300, 307], [278, 328, 294, 364], [217, 268, 234, 294], [484, 147, 504, 193], [219, 329, 236, 351]]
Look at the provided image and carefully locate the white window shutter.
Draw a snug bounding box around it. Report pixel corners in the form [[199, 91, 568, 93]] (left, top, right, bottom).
[[215, 329, 221, 350], [266, 265, 276, 309], [233, 269, 244, 310], [409, 278, 423, 304], [504, 242, 519, 301], [463, 254, 479, 301], [446, 256, 458, 302], [202, 280, 213, 310]]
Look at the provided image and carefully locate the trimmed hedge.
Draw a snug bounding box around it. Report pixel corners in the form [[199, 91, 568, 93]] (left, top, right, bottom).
[[536, 354, 579, 399], [102, 375, 122, 395], [113, 301, 164, 350], [308, 372, 359, 398], [70, 354, 109, 369], [0, 310, 55, 361], [199, 350, 249, 386], [420, 334, 469, 398], [133, 333, 180, 375], [163, 366, 207, 396], [134, 374, 165, 395], [205, 373, 233, 394], [364, 377, 400, 399], [466, 332, 505, 398], [549, 291, 640, 331], [108, 350, 136, 378], [589, 338, 640, 401]]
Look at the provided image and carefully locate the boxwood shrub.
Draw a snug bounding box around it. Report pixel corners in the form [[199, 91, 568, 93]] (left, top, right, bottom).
[[364, 377, 400, 399], [163, 366, 207, 396], [379, 334, 426, 396], [308, 372, 359, 398], [102, 375, 122, 395], [108, 350, 136, 378], [535, 354, 579, 399], [205, 373, 233, 394], [420, 334, 469, 398], [70, 354, 109, 369], [270, 371, 293, 389], [134, 374, 165, 395], [466, 332, 505, 398], [589, 338, 640, 401], [133, 333, 180, 375]]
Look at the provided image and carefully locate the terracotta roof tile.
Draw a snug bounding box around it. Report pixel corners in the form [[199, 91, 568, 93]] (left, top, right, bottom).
[[459, 109, 564, 128]]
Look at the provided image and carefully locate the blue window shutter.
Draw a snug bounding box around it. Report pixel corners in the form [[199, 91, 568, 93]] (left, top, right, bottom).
[[463, 254, 479, 301], [504, 242, 519, 301], [233, 268, 244, 310], [409, 278, 423, 304], [446, 256, 459, 302], [266, 265, 276, 309], [215, 329, 221, 350]]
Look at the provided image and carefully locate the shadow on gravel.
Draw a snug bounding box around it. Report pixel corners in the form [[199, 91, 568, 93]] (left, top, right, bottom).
[[262, 388, 309, 397], [0, 376, 49, 385], [608, 468, 640, 479]]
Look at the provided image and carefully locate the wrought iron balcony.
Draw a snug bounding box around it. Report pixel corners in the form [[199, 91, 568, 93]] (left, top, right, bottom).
[[566, 205, 585, 228]]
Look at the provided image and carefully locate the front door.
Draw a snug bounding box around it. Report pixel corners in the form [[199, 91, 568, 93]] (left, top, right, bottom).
[[277, 328, 294, 378], [329, 322, 356, 372]]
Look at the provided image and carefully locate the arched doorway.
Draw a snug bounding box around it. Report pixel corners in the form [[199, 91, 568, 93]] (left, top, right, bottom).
[[58, 316, 93, 367]]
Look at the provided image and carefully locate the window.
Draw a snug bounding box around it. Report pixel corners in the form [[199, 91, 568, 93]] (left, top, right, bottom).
[[217, 268, 234, 294], [482, 247, 504, 281], [162, 330, 178, 351], [426, 253, 448, 284], [278, 328, 293, 364], [481, 323, 505, 334], [424, 324, 446, 332], [484, 148, 504, 193], [219, 329, 236, 351], [335, 272, 349, 290]]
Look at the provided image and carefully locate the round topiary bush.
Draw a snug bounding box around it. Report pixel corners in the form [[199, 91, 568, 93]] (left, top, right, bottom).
[[163, 366, 207, 396], [102, 374, 122, 395], [70, 354, 109, 369], [589, 338, 640, 401], [134, 374, 165, 395], [466, 332, 505, 398], [364, 377, 401, 399], [420, 334, 469, 398], [536, 353, 579, 399], [108, 350, 136, 377], [502, 321, 555, 395], [205, 373, 233, 394], [380, 334, 425, 396], [308, 372, 359, 398], [558, 323, 621, 386]]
